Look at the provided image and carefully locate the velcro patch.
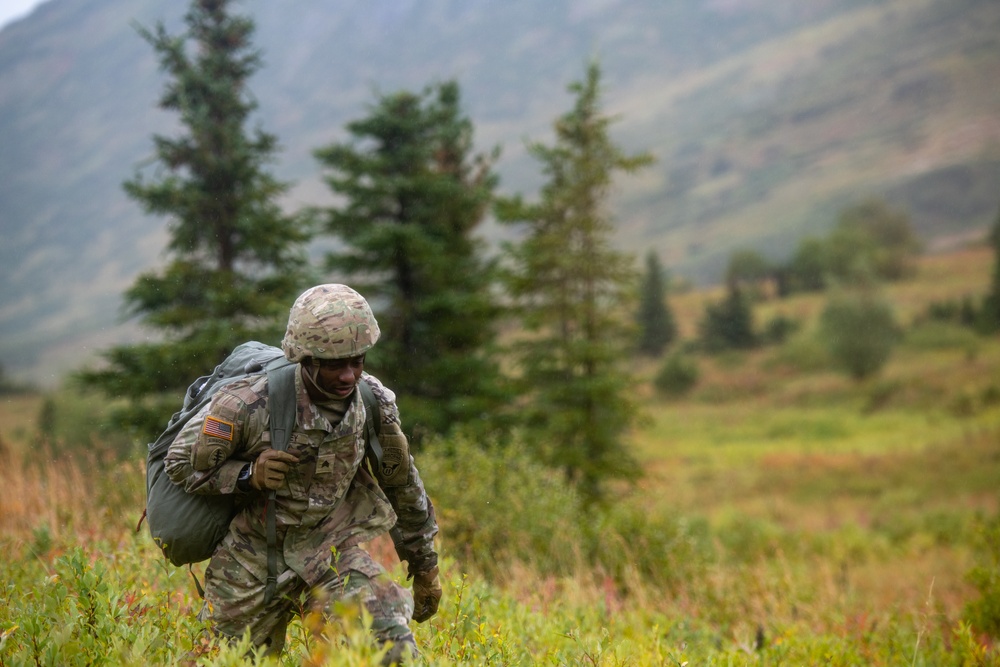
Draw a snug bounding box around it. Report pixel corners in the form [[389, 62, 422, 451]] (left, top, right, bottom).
[[202, 416, 234, 442], [377, 433, 410, 487]]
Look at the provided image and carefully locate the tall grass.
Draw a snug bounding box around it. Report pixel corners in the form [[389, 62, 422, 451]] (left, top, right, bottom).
[[2, 427, 996, 665]]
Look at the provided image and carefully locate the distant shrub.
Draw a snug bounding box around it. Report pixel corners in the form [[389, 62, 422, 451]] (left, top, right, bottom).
[[760, 313, 800, 345], [819, 288, 899, 380], [982, 384, 1000, 407], [925, 295, 979, 327], [784, 236, 829, 293], [828, 198, 922, 282], [653, 353, 700, 397], [725, 249, 774, 298]]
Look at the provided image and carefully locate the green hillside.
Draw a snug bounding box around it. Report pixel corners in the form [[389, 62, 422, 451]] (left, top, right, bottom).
[[0, 0, 998, 385]]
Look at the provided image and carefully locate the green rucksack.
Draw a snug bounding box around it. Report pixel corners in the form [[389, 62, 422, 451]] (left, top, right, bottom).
[[142, 341, 383, 598]]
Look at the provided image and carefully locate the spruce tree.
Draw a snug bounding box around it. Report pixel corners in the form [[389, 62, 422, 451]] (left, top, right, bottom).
[[78, 0, 310, 441], [698, 285, 757, 353], [637, 250, 677, 356], [314, 81, 505, 440], [497, 62, 653, 502], [983, 204, 1000, 332]]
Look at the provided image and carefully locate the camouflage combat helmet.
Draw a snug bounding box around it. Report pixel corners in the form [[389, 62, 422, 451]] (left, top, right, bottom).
[[281, 284, 381, 362]]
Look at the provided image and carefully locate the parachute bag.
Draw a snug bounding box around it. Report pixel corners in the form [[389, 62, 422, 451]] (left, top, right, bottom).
[[141, 341, 295, 566]]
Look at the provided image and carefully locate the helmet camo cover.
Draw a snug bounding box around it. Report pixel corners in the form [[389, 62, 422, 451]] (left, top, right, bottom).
[[281, 284, 380, 362]]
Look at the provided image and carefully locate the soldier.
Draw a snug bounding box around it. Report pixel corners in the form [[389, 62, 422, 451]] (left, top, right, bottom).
[[164, 284, 441, 663]]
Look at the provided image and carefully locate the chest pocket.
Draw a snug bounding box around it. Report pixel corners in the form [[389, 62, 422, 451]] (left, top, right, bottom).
[[314, 428, 363, 478]]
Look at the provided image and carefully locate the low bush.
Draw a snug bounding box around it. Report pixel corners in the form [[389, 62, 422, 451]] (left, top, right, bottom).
[[760, 314, 801, 345], [420, 436, 587, 577], [819, 288, 899, 380], [422, 435, 718, 594], [653, 353, 700, 397]]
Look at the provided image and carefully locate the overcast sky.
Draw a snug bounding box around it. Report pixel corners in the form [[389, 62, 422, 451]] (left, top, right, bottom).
[[0, 0, 44, 31]]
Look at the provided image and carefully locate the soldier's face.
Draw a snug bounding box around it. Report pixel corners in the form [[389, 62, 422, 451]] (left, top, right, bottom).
[[308, 355, 365, 400]]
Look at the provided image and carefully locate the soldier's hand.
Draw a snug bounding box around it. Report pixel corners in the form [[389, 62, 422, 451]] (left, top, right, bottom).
[[411, 566, 442, 623], [250, 449, 299, 491]]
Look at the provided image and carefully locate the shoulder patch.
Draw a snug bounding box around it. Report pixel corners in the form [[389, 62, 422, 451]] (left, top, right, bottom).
[[202, 415, 234, 442]]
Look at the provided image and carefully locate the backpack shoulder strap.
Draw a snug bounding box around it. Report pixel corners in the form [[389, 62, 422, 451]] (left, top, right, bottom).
[[358, 378, 383, 469], [263, 361, 297, 604], [266, 361, 297, 452]]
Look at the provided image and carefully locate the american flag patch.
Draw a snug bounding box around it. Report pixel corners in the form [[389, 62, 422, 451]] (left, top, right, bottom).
[[202, 416, 234, 441]]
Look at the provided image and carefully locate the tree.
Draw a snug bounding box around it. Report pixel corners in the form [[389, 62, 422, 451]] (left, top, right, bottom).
[[981, 204, 1000, 332], [828, 198, 921, 283], [725, 248, 774, 297], [314, 81, 505, 440], [636, 250, 677, 356], [78, 0, 310, 441], [781, 199, 920, 296], [497, 62, 653, 502], [698, 284, 757, 352], [784, 236, 830, 293], [819, 286, 899, 380]]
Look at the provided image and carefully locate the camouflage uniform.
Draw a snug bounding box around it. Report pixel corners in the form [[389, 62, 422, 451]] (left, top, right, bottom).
[[165, 367, 437, 656]]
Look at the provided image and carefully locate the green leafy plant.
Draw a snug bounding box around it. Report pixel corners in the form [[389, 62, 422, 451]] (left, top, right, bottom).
[[654, 352, 700, 397], [819, 287, 899, 380]]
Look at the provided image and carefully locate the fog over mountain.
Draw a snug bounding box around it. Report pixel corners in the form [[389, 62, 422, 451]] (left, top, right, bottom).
[[1, 0, 999, 385]]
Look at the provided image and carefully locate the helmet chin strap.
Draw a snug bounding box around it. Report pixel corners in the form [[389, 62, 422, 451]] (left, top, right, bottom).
[[301, 363, 354, 407]]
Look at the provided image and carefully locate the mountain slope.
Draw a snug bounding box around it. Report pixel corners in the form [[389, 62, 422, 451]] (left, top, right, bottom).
[[1, 0, 998, 385]]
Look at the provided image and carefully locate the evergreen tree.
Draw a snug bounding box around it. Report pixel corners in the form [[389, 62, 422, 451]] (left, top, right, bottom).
[[314, 81, 505, 440], [982, 204, 1000, 332], [497, 62, 653, 502], [636, 250, 677, 356], [78, 0, 310, 441], [698, 285, 757, 353]]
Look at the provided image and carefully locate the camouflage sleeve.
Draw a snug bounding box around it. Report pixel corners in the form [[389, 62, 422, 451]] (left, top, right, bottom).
[[384, 452, 439, 577], [362, 374, 439, 576], [163, 385, 255, 495]]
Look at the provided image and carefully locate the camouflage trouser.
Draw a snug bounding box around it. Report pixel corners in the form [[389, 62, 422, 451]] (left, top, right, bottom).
[[201, 545, 415, 658]]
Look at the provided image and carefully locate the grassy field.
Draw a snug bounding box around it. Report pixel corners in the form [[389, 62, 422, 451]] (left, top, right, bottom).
[[1, 246, 999, 665]]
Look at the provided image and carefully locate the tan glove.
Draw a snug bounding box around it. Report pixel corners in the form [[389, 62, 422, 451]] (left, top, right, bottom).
[[250, 449, 299, 491], [411, 566, 442, 623]]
